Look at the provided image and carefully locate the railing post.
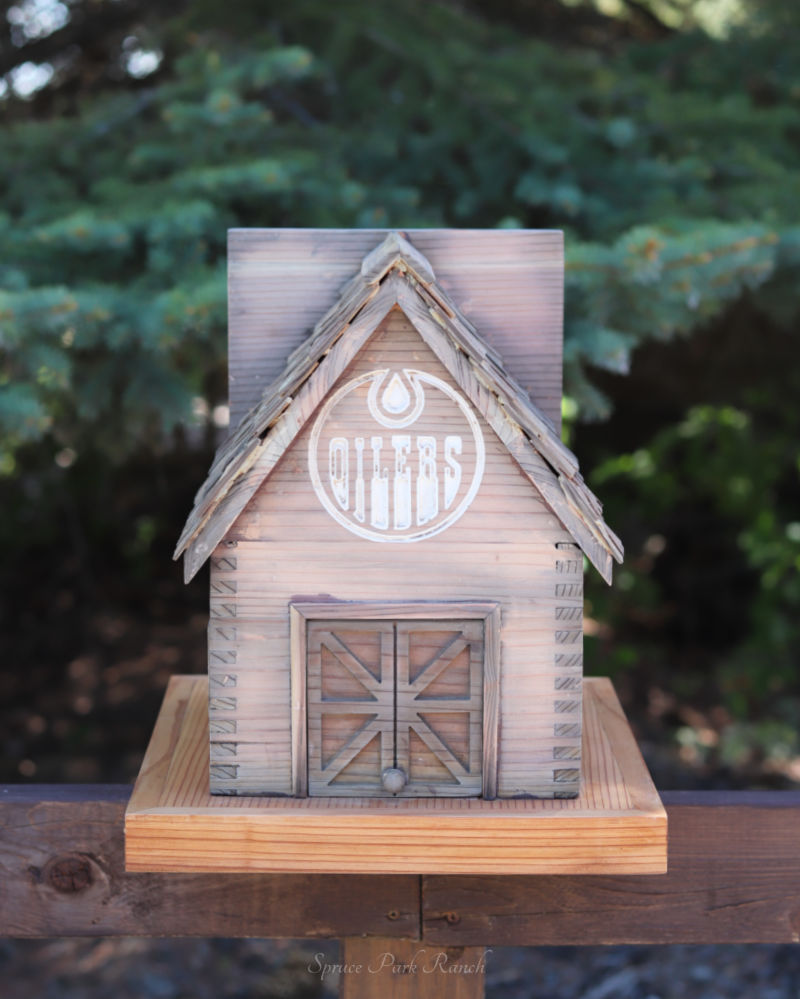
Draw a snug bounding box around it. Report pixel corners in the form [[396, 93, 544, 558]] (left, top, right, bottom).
[[339, 937, 486, 999]]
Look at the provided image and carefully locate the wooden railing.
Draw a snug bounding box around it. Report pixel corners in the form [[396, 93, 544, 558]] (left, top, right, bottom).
[[2, 786, 799, 996]]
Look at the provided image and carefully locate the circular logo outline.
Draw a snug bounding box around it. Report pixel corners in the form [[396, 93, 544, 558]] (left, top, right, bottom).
[[308, 368, 485, 543]]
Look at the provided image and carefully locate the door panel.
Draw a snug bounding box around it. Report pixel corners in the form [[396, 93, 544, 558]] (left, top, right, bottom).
[[307, 617, 485, 797], [328, 731, 383, 786], [417, 712, 471, 769], [408, 728, 461, 786], [307, 622, 394, 795], [321, 713, 377, 769], [398, 622, 483, 796], [320, 644, 377, 701]]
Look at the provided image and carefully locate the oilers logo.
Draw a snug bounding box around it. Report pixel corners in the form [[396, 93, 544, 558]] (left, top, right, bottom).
[[308, 368, 485, 543]]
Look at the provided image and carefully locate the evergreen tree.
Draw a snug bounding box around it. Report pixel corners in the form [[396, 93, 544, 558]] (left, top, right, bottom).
[[2, 0, 799, 467]]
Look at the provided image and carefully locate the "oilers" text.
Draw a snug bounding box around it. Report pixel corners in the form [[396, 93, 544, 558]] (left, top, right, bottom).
[[328, 435, 463, 530]]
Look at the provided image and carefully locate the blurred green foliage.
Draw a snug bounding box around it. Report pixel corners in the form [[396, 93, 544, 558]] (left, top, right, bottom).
[[3, 2, 800, 463], [1, 0, 800, 775], [589, 402, 800, 711]]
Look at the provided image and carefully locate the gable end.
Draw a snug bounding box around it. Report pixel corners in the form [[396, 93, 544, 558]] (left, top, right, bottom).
[[176, 232, 623, 582]]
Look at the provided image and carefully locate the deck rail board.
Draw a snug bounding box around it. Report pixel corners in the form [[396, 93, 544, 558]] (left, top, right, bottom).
[[1, 787, 799, 943]]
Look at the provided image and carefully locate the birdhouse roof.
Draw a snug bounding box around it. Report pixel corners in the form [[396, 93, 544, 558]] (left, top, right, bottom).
[[175, 231, 623, 582]]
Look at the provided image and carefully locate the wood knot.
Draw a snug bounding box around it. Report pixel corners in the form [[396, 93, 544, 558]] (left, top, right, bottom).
[[44, 855, 94, 893], [445, 911, 460, 925]]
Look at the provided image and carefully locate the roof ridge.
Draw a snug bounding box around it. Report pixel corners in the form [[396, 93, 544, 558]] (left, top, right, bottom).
[[360, 230, 437, 286]]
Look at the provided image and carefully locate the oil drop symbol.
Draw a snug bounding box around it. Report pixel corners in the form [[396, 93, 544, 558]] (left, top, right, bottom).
[[381, 373, 411, 415]]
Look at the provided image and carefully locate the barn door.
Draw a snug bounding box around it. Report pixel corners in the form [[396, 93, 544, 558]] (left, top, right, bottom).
[[306, 619, 484, 797]]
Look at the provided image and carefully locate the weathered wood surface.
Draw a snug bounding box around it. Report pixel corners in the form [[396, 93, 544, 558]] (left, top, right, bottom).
[[227, 229, 564, 430], [391, 280, 621, 582], [423, 791, 800, 946], [306, 618, 485, 798], [0, 785, 418, 939], [1, 787, 799, 942], [124, 676, 666, 875], [203, 314, 589, 798], [178, 274, 397, 579], [340, 937, 486, 999]]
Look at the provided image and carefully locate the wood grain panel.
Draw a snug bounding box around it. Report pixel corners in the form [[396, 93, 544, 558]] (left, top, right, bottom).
[[423, 791, 800, 945], [124, 677, 666, 875], [4, 785, 799, 944], [228, 229, 563, 428], [308, 621, 393, 796], [0, 785, 417, 939], [553, 540, 583, 797]]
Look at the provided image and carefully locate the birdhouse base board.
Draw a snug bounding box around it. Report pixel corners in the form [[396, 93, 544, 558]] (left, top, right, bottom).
[[125, 676, 666, 875]]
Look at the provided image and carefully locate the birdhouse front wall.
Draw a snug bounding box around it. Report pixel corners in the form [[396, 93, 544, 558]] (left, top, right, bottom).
[[208, 309, 583, 798]]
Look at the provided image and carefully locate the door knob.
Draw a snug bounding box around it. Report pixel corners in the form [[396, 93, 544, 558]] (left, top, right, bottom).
[[381, 767, 407, 794]]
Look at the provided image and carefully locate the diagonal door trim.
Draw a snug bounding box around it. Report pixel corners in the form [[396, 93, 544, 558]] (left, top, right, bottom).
[[409, 634, 468, 692], [320, 714, 381, 780], [408, 719, 473, 786], [316, 631, 382, 699]]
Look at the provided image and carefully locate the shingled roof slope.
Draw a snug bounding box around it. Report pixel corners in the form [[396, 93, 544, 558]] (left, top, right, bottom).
[[175, 232, 623, 582]]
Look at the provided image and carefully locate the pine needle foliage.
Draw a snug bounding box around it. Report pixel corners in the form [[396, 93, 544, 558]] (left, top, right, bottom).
[[2, 1, 799, 470]]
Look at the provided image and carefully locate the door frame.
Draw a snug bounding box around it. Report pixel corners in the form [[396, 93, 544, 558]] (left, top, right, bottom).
[[289, 600, 500, 798]]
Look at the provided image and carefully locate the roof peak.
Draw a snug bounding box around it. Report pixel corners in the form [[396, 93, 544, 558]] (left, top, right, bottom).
[[360, 231, 436, 286]]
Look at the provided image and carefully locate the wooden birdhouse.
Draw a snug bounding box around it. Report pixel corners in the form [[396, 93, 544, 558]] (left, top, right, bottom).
[[173, 229, 623, 802], [125, 230, 665, 875]]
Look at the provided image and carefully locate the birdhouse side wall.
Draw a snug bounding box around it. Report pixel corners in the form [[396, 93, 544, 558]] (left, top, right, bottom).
[[207, 311, 582, 797]]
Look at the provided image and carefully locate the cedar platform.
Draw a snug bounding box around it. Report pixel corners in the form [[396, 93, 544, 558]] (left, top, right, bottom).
[[124, 676, 667, 875]]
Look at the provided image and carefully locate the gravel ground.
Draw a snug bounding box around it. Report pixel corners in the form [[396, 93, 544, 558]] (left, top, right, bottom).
[[1, 938, 798, 998]]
